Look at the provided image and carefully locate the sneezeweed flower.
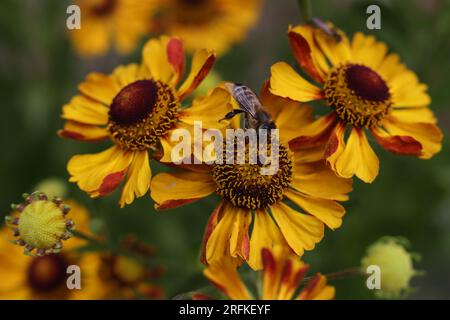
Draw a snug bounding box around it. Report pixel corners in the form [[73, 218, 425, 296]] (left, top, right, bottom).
[[154, 0, 262, 55], [200, 246, 334, 300], [5, 192, 75, 256], [150, 85, 352, 269], [59, 36, 231, 207], [270, 24, 443, 183], [0, 201, 100, 299], [92, 252, 164, 299], [361, 236, 420, 299], [69, 0, 155, 57]]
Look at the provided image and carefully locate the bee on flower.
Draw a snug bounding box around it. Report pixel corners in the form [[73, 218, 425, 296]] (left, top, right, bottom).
[[150, 83, 352, 269], [269, 23, 443, 183], [59, 36, 232, 207]]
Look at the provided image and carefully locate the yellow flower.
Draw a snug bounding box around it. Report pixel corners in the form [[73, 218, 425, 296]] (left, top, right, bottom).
[[59, 36, 231, 207], [5, 192, 75, 256], [154, 0, 262, 55], [0, 201, 100, 300], [150, 84, 352, 269], [34, 177, 68, 199], [90, 252, 164, 299], [203, 246, 335, 300], [361, 237, 419, 298], [69, 0, 155, 57], [269, 24, 443, 183]]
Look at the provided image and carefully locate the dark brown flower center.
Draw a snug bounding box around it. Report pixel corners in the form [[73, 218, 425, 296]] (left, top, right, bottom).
[[345, 64, 389, 101], [107, 79, 179, 151], [28, 254, 68, 292], [324, 63, 392, 128], [110, 80, 158, 126], [90, 0, 117, 16]]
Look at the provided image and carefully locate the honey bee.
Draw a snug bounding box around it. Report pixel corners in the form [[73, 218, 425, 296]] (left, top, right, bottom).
[[221, 82, 276, 131]]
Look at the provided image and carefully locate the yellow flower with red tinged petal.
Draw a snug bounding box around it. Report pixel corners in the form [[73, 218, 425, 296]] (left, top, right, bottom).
[[154, 0, 262, 55], [69, 0, 155, 57], [202, 246, 335, 300], [150, 84, 352, 269], [270, 24, 443, 183], [0, 201, 101, 300], [60, 36, 231, 207]]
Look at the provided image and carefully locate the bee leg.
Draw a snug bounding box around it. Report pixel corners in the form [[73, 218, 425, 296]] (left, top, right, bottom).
[[219, 109, 246, 122]]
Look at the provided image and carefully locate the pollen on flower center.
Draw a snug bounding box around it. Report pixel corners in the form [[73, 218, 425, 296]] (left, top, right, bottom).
[[107, 79, 179, 151], [324, 63, 392, 128], [28, 254, 68, 292], [212, 143, 292, 210]]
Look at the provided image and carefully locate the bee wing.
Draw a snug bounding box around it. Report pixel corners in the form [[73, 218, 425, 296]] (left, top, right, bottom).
[[225, 82, 261, 119]]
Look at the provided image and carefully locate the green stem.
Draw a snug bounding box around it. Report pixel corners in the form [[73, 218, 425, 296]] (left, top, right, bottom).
[[72, 230, 104, 246], [297, 0, 312, 23], [303, 267, 363, 283]]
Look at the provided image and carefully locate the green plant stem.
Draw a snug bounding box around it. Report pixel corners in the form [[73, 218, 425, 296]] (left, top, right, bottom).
[[297, 0, 312, 23], [303, 267, 363, 283]]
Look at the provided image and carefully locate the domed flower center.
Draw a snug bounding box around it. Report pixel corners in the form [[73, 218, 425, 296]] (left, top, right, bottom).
[[90, 0, 117, 16], [100, 254, 148, 286], [173, 0, 216, 24], [178, 0, 207, 6], [28, 254, 68, 292], [107, 79, 179, 151], [212, 143, 292, 210], [9, 192, 74, 256], [324, 63, 392, 128]]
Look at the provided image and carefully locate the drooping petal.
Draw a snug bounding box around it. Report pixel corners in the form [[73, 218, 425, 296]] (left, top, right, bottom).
[[371, 126, 422, 156], [291, 160, 352, 201], [382, 117, 443, 159], [177, 49, 216, 101], [142, 36, 176, 85], [150, 171, 215, 210], [119, 151, 151, 208], [205, 202, 250, 265], [331, 127, 379, 183], [62, 95, 109, 125], [270, 62, 324, 102], [68, 146, 134, 197], [58, 121, 108, 141], [271, 202, 324, 256], [288, 25, 328, 83], [285, 189, 345, 230], [229, 210, 251, 261], [78, 72, 120, 105], [166, 38, 185, 85], [390, 107, 437, 124], [248, 210, 287, 270], [203, 259, 251, 300], [112, 63, 151, 88]]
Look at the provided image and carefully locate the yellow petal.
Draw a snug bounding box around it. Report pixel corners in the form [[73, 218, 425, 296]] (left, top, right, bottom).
[[271, 202, 324, 256], [142, 36, 176, 85], [78, 72, 120, 105], [270, 62, 324, 102], [388, 70, 431, 107], [150, 171, 215, 210], [391, 107, 437, 124], [112, 63, 151, 88], [333, 128, 379, 183], [383, 117, 443, 159], [204, 259, 251, 300], [119, 151, 151, 208], [180, 87, 232, 129], [291, 161, 352, 201], [58, 121, 108, 141], [68, 146, 133, 197], [177, 49, 216, 101], [62, 95, 109, 125], [313, 24, 352, 66], [351, 32, 387, 70], [248, 210, 286, 270], [285, 189, 345, 230]]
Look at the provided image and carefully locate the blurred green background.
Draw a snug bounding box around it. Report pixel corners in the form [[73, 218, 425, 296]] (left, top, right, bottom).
[[0, 0, 449, 299]]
